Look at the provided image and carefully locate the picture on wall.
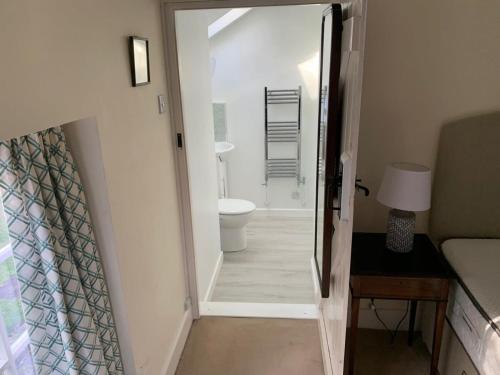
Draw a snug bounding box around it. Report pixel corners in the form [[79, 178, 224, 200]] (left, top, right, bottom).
[[129, 36, 150, 86]]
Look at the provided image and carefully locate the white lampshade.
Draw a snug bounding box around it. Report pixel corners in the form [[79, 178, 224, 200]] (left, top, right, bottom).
[[377, 163, 432, 212]]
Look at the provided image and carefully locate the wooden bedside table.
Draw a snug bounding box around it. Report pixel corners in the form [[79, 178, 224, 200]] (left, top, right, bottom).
[[348, 232, 452, 375]]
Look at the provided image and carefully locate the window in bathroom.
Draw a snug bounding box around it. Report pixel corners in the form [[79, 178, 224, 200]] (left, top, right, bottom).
[[213, 102, 228, 142]]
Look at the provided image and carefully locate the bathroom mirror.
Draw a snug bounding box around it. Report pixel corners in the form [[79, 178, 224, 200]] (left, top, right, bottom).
[[313, 4, 343, 298]]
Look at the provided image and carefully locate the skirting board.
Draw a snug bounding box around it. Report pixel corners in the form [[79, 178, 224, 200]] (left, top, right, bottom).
[[199, 301, 318, 319], [203, 251, 223, 302], [162, 308, 193, 375], [254, 208, 314, 218]]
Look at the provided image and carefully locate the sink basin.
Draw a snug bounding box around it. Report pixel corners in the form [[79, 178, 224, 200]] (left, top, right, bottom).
[[215, 142, 234, 159]]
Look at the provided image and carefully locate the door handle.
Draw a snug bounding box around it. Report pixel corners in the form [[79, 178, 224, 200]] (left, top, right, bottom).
[[355, 178, 370, 196]]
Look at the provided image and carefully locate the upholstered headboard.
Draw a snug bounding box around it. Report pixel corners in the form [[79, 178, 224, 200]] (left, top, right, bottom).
[[429, 112, 500, 244]]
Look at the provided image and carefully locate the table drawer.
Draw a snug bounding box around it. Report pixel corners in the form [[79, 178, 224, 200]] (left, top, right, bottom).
[[351, 275, 448, 300]]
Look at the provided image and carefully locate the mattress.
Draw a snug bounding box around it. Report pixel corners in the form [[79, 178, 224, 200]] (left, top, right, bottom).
[[442, 239, 500, 375]]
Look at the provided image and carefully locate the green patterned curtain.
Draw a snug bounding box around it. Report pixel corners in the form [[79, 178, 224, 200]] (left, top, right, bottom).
[[0, 127, 123, 375]]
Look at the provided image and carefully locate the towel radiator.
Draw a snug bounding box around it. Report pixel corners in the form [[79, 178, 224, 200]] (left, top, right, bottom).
[[264, 87, 302, 185]]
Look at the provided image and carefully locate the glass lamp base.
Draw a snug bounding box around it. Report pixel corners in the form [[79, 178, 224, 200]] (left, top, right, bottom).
[[386, 209, 416, 253]]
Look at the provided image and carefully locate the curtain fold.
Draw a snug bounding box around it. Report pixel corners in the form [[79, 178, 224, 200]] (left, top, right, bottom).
[[0, 127, 123, 375]]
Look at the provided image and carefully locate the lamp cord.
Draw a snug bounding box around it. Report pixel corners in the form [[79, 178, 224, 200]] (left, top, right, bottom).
[[371, 299, 410, 345]]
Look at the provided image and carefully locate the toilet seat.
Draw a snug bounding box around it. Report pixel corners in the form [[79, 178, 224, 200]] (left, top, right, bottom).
[[218, 198, 256, 215]]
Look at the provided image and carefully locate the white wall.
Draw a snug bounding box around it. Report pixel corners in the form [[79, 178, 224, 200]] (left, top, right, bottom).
[[0, 1, 188, 374], [176, 11, 223, 301], [63, 119, 136, 373], [209, 5, 324, 209]]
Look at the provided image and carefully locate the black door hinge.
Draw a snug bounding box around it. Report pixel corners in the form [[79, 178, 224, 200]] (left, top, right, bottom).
[[177, 133, 183, 148]]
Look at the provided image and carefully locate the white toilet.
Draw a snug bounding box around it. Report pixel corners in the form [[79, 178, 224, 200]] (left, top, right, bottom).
[[219, 198, 256, 252]]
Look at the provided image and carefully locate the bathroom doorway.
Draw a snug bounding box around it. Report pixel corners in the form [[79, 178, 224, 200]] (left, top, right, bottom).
[[164, 1, 367, 372], [174, 4, 327, 318]]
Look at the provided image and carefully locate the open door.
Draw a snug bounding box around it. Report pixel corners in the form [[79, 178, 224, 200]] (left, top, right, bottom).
[[314, 4, 344, 298], [315, 1, 367, 374]]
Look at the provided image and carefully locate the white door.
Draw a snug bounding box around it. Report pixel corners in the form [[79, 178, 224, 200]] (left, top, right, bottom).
[[317, 1, 367, 374]]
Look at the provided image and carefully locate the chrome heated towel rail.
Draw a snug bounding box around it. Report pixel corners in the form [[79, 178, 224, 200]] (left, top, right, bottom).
[[264, 87, 302, 185]]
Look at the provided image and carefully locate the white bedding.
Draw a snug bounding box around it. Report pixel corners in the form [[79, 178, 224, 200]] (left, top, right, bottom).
[[442, 238, 500, 328]]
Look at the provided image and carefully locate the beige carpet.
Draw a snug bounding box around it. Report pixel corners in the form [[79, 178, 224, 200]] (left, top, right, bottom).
[[352, 329, 431, 375], [175, 317, 324, 375], [176, 318, 430, 375]]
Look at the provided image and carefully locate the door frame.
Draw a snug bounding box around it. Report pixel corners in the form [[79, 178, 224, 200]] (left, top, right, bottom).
[[160, 0, 364, 320]]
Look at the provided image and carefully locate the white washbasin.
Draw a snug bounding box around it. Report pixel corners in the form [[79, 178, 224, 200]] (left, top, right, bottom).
[[215, 142, 234, 159]]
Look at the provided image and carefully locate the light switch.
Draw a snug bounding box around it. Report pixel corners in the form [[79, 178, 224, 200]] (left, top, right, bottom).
[[158, 95, 166, 114]]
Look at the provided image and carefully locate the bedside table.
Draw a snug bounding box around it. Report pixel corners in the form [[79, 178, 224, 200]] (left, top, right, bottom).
[[348, 232, 452, 375]]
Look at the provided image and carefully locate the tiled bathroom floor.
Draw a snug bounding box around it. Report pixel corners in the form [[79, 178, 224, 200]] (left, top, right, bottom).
[[211, 211, 315, 304]]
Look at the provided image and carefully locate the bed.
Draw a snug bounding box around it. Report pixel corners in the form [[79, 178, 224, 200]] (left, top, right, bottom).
[[442, 239, 500, 374], [429, 112, 500, 375]]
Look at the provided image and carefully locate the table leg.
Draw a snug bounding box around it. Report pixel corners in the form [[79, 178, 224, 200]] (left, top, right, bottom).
[[349, 297, 360, 375], [431, 301, 447, 375], [408, 300, 418, 346]]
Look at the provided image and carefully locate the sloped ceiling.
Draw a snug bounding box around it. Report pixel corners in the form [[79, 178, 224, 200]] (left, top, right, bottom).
[[208, 8, 252, 38]]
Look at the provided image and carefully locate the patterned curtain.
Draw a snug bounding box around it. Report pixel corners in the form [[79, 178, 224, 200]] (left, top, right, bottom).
[[0, 127, 123, 375]]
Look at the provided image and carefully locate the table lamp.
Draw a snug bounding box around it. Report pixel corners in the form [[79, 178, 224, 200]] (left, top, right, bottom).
[[377, 163, 431, 253]]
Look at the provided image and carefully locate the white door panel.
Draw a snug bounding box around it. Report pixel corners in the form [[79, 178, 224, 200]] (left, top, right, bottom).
[[320, 3, 366, 372]]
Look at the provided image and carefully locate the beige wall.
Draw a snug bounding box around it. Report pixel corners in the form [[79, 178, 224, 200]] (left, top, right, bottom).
[[63, 118, 138, 373], [0, 1, 187, 374], [354, 0, 500, 233]]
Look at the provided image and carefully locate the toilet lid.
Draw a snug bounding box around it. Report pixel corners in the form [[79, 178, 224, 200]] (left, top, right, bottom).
[[218, 199, 256, 215]]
